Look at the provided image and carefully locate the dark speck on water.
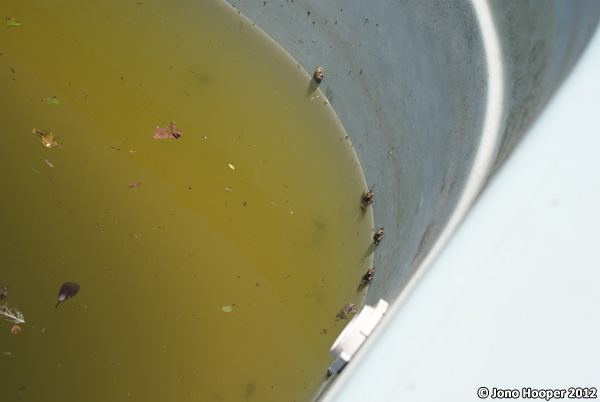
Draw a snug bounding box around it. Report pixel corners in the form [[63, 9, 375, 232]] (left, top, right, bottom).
[[56, 282, 80, 307]]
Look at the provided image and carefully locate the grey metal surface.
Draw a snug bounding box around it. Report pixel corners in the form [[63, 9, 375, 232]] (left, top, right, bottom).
[[487, 0, 600, 177], [322, 25, 600, 400], [229, 0, 487, 306], [221, 1, 600, 400], [227, 0, 600, 309]]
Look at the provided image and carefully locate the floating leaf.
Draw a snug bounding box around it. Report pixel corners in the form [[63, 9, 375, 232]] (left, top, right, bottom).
[[221, 306, 233, 313], [43, 97, 60, 106], [154, 122, 181, 139], [6, 18, 20, 28], [228, 163, 235, 170], [33, 128, 61, 148], [128, 182, 141, 188]]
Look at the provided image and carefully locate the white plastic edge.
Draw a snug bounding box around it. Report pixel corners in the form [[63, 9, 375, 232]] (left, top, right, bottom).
[[329, 299, 389, 374]]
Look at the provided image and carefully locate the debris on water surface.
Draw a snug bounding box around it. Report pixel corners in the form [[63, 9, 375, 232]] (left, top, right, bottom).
[[335, 302, 356, 321], [3, 352, 11, 356], [42, 97, 60, 106], [56, 282, 80, 307], [33, 128, 61, 148], [6, 17, 20, 27], [373, 227, 384, 245], [358, 267, 375, 290], [11, 326, 21, 335], [0, 304, 25, 324], [221, 306, 233, 313], [128, 182, 141, 188], [0, 286, 25, 324], [314, 66, 324, 83], [227, 163, 235, 170], [44, 159, 53, 167], [154, 122, 182, 139]]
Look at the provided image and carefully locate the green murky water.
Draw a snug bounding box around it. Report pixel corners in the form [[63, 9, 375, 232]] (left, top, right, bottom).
[[0, 1, 374, 401]]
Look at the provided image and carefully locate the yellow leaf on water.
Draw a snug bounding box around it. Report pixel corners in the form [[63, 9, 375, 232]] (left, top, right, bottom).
[[33, 128, 61, 149], [221, 306, 233, 313], [6, 18, 20, 28], [228, 163, 235, 170], [43, 97, 60, 106], [39, 133, 59, 148]]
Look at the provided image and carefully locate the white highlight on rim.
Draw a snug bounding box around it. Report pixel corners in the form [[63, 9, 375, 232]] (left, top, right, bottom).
[[394, 0, 505, 306], [320, 2, 504, 400], [393, 0, 504, 305], [320, 3, 504, 401]]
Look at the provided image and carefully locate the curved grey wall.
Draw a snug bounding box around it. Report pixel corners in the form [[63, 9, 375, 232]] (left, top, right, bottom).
[[226, 0, 600, 307], [489, 1, 600, 178]]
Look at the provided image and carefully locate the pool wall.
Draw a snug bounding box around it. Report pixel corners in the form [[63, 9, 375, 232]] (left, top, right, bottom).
[[223, 1, 600, 399], [227, 0, 600, 307]]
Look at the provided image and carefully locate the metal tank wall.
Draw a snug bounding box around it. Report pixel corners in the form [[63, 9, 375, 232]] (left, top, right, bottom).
[[226, 0, 600, 308], [223, 1, 600, 400]]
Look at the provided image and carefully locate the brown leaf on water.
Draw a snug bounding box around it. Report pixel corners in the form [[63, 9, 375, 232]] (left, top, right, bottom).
[[128, 182, 141, 188], [33, 128, 61, 148], [154, 122, 181, 139]]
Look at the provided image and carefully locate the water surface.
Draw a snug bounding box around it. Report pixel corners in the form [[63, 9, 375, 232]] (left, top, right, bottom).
[[0, 1, 374, 400]]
